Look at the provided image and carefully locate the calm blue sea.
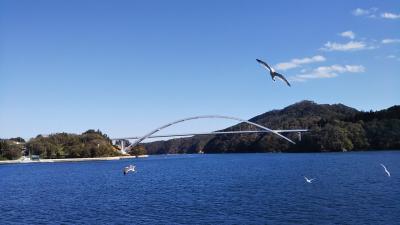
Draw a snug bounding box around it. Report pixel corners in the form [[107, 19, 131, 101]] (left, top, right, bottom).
[[1, 152, 399, 224]]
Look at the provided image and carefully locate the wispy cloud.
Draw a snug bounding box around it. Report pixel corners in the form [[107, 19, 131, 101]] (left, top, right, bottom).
[[352, 8, 400, 19], [382, 38, 400, 44], [290, 65, 365, 82], [381, 12, 400, 19], [352, 8, 378, 17], [340, 31, 355, 39], [387, 55, 400, 61], [321, 41, 368, 51], [353, 8, 370, 16], [274, 55, 326, 71]]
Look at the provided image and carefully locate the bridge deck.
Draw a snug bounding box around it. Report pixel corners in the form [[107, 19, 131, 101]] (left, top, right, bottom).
[[112, 129, 308, 140]]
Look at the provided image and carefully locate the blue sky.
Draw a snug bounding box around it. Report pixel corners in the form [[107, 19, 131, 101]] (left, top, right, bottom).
[[0, 0, 399, 140]]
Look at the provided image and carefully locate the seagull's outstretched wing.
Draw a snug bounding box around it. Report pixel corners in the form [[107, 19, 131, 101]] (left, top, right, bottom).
[[380, 164, 391, 177], [256, 59, 272, 72], [275, 72, 291, 87]]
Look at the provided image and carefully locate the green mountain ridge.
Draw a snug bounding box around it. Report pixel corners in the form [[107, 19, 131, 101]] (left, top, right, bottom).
[[144, 100, 400, 154]]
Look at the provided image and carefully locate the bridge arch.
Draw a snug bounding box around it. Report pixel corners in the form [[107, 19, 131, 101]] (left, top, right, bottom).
[[126, 115, 295, 151]]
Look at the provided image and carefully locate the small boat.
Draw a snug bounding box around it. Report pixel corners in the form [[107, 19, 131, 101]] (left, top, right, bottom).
[[123, 165, 136, 175]]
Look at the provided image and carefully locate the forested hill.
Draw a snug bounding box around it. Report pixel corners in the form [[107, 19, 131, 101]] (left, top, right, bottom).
[[0, 130, 122, 160], [144, 100, 400, 154]]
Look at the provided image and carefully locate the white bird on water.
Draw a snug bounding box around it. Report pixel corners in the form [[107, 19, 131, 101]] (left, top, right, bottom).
[[380, 164, 391, 177], [304, 176, 315, 183], [123, 165, 136, 175], [256, 59, 291, 87]]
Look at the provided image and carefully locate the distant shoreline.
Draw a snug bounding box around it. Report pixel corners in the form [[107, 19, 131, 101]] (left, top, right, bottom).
[[0, 155, 149, 165]]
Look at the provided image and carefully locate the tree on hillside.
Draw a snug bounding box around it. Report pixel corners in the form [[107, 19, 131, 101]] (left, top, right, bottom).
[[9, 137, 25, 143], [0, 140, 23, 160], [128, 145, 147, 156]]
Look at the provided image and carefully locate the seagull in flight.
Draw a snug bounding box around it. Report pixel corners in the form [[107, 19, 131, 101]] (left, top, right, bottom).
[[380, 164, 391, 177], [304, 176, 315, 183], [256, 59, 291, 87]]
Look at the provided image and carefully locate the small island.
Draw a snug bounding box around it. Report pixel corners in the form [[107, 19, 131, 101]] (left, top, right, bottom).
[[0, 129, 146, 162]]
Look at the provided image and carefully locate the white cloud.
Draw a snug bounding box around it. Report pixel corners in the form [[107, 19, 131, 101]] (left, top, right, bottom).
[[340, 31, 355, 39], [321, 41, 368, 51], [353, 8, 370, 16], [387, 55, 400, 61], [382, 39, 400, 44], [381, 12, 400, 19], [352, 8, 378, 17], [274, 55, 326, 70], [289, 64, 365, 82]]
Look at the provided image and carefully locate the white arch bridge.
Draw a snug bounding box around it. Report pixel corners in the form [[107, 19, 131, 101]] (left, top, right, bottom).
[[111, 115, 308, 154]]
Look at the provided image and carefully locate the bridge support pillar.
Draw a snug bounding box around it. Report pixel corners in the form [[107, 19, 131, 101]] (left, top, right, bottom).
[[121, 140, 125, 154], [298, 132, 302, 142]]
